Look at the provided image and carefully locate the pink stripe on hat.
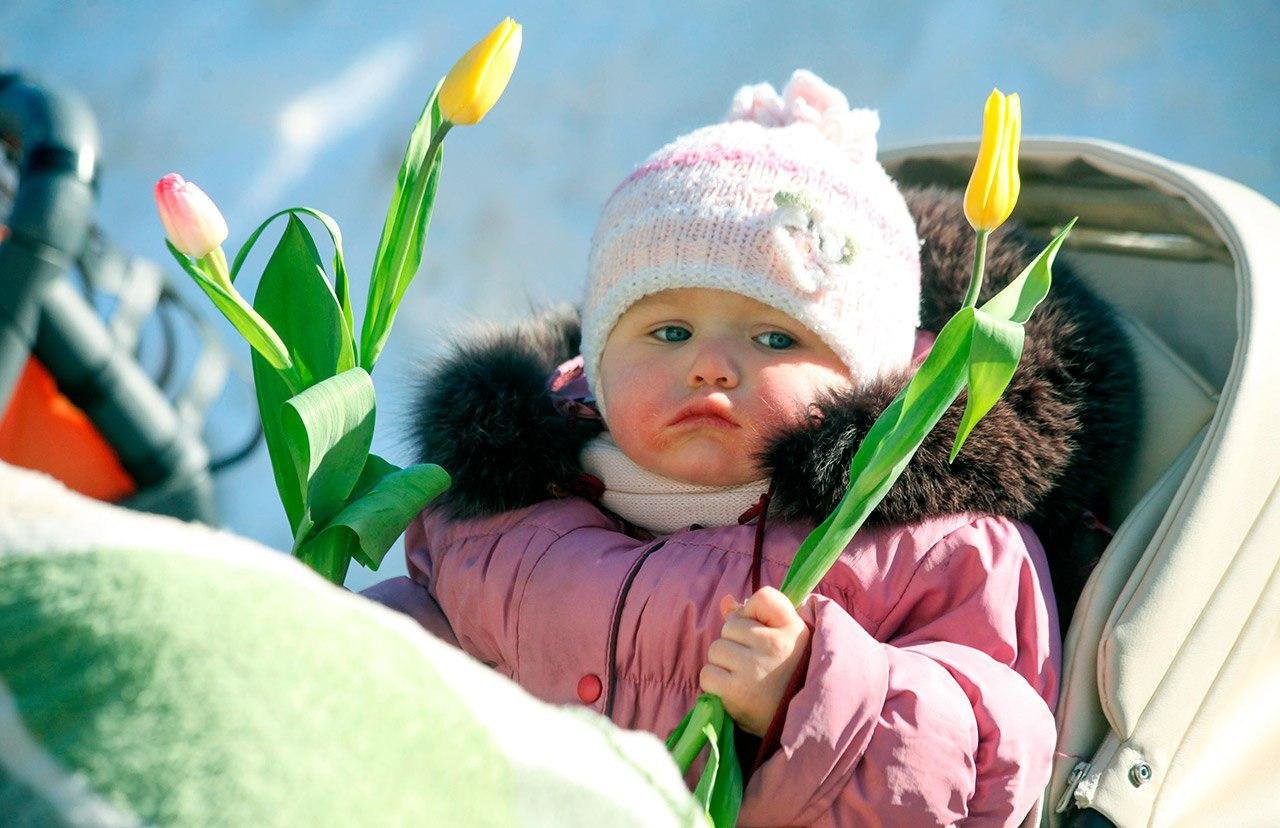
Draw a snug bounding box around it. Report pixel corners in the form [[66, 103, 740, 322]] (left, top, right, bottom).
[[616, 141, 867, 201]]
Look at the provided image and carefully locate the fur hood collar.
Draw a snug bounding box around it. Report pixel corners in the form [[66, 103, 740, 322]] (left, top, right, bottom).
[[409, 187, 1139, 606]]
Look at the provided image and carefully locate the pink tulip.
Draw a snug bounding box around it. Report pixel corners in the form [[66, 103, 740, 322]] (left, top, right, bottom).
[[153, 173, 228, 258]]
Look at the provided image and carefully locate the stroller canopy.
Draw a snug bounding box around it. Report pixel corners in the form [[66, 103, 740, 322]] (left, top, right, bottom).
[[885, 138, 1280, 826]]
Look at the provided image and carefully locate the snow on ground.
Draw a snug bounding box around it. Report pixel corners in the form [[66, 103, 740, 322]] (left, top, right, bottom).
[[1, 1, 1276, 590]]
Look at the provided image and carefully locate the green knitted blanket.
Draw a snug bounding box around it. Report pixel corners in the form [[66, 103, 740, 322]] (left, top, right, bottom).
[[0, 462, 702, 826]]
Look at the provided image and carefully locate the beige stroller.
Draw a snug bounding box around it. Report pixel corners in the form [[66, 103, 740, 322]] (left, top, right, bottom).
[[885, 138, 1280, 826]]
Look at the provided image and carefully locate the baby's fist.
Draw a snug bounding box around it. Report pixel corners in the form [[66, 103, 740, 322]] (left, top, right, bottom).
[[699, 586, 810, 736]]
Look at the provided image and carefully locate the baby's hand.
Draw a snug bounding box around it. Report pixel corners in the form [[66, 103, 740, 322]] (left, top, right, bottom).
[[699, 586, 811, 737]]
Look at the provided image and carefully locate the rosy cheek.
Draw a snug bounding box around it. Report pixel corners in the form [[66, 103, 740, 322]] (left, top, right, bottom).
[[754, 364, 850, 427], [601, 363, 670, 449], [751, 383, 804, 430]]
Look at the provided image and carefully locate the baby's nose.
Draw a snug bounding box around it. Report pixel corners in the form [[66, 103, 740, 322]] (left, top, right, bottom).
[[687, 345, 740, 389], [690, 370, 734, 387]]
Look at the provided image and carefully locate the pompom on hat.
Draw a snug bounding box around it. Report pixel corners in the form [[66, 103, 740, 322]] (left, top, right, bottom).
[[581, 69, 922, 419]]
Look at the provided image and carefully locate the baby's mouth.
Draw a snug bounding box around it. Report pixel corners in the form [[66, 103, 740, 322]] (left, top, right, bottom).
[[667, 398, 740, 430]]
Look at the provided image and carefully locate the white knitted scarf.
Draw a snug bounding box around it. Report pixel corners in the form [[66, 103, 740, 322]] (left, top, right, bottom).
[[580, 433, 770, 535]]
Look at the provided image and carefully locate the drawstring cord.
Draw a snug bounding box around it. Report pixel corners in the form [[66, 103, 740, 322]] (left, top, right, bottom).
[[735, 480, 813, 780], [737, 481, 776, 594]]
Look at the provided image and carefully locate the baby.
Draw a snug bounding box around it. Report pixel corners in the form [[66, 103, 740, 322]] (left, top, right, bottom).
[[366, 70, 1135, 825], [594, 284, 852, 737]]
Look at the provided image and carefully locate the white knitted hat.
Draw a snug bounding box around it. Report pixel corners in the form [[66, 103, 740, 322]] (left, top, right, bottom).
[[581, 70, 922, 419]]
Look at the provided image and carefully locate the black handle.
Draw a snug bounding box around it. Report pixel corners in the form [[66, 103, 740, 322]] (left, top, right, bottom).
[[0, 71, 216, 524]]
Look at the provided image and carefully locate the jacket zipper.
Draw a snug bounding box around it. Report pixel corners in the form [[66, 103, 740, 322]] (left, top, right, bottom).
[[603, 539, 666, 718], [1054, 761, 1091, 814]]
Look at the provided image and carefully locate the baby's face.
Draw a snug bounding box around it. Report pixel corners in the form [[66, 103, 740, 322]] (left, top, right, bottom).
[[598, 287, 852, 487]]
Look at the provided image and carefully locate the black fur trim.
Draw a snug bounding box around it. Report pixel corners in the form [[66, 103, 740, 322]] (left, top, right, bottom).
[[410, 305, 604, 518]]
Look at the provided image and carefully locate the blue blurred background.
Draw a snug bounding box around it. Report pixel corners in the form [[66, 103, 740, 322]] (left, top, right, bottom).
[[2, 1, 1276, 590]]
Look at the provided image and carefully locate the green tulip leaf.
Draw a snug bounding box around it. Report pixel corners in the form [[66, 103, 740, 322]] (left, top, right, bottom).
[[692, 721, 719, 809], [779, 219, 1078, 603], [350, 452, 401, 501], [251, 357, 305, 532], [780, 308, 972, 602], [950, 310, 1025, 462], [899, 307, 975, 422], [282, 368, 377, 533], [251, 215, 358, 533], [291, 451, 404, 584], [293, 531, 353, 586], [311, 456, 451, 572], [164, 241, 291, 370], [362, 80, 446, 371], [980, 218, 1077, 324], [229, 207, 356, 353], [253, 215, 356, 388], [667, 694, 742, 826], [707, 713, 742, 826]]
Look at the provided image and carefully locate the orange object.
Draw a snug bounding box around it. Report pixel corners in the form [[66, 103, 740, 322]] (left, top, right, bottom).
[[0, 356, 136, 501]]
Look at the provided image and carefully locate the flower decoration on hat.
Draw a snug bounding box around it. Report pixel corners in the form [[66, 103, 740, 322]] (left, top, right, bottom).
[[769, 189, 858, 293]]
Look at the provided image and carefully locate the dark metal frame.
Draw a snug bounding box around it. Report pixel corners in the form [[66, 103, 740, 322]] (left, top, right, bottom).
[[0, 71, 216, 523]]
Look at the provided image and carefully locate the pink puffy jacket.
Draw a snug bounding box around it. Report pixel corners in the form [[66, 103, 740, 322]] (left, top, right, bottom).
[[368, 495, 1060, 826]]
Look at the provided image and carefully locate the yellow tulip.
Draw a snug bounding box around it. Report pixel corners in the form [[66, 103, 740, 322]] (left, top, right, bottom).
[[438, 18, 522, 126], [964, 89, 1021, 231]]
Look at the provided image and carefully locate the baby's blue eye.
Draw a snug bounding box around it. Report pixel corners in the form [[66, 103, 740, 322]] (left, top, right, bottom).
[[652, 325, 692, 343], [754, 331, 796, 350]]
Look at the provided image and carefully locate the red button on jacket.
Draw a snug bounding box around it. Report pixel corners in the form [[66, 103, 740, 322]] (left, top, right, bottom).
[[576, 674, 602, 704]]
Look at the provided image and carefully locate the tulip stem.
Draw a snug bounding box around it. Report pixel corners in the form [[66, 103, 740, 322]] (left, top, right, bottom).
[[962, 229, 989, 309], [670, 695, 718, 772], [202, 247, 232, 289], [193, 247, 301, 386]]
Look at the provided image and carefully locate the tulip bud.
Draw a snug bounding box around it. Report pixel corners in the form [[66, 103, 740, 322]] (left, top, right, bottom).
[[438, 18, 522, 126], [154, 173, 229, 259], [964, 89, 1022, 231]]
